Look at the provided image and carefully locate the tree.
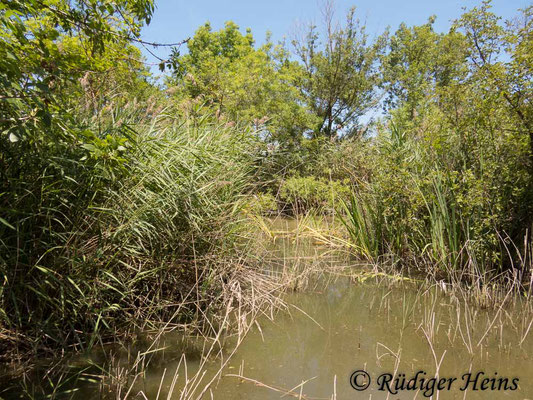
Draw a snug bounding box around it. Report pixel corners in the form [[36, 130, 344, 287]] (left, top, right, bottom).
[[380, 17, 468, 121], [455, 1, 532, 165], [168, 22, 316, 147], [377, 1, 533, 267], [0, 0, 157, 151], [292, 3, 380, 139], [0, 0, 160, 272]]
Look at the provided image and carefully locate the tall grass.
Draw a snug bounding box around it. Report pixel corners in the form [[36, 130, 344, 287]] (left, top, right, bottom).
[[0, 113, 259, 358], [418, 173, 466, 272], [106, 115, 255, 260], [337, 121, 532, 285], [339, 193, 381, 260]]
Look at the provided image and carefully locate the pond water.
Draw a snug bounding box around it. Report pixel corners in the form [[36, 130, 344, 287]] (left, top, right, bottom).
[[3, 218, 533, 399]]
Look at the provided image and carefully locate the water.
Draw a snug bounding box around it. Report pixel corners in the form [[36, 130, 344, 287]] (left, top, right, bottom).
[[2, 218, 532, 399], [207, 282, 532, 399], [134, 279, 532, 399]]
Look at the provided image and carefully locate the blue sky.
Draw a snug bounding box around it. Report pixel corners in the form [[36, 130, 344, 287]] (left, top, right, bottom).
[[139, 0, 529, 74]]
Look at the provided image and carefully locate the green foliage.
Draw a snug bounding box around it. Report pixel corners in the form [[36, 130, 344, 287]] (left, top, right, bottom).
[[380, 17, 468, 117], [167, 22, 317, 146], [340, 1, 532, 275], [0, 115, 257, 353], [2, 0, 532, 359], [244, 192, 278, 215], [0, 0, 260, 356], [1, 0, 159, 315], [292, 5, 381, 138], [339, 193, 382, 259], [334, 2, 532, 278], [107, 117, 257, 260], [0, 0, 159, 284], [0, 0, 154, 142], [454, 2, 532, 166], [279, 176, 350, 213]]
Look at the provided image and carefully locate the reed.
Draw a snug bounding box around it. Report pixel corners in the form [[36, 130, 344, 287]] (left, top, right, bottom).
[[0, 113, 260, 360]]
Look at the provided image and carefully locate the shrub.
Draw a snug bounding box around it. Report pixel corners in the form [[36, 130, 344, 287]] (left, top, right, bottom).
[[279, 176, 350, 213], [244, 192, 278, 215]]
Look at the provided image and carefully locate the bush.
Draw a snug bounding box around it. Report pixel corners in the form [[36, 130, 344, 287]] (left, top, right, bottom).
[[279, 176, 350, 213], [243, 192, 278, 215], [339, 109, 532, 279]]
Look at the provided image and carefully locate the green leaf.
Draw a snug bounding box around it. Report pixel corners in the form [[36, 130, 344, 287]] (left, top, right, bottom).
[[82, 143, 97, 152], [0, 217, 16, 230]]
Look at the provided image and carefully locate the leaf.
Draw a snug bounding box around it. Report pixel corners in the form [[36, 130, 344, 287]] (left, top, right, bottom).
[[0, 217, 16, 230], [82, 143, 97, 152]]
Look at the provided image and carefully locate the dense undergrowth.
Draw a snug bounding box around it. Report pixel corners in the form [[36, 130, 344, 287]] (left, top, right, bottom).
[[1, 111, 260, 358], [338, 119, 533, 284]]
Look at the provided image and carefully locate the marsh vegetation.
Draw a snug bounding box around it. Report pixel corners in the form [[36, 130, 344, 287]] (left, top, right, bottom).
[[1, 0, 532, 398]]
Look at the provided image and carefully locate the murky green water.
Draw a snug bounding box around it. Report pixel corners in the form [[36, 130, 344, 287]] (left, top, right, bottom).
[[3, 218, 533, 399], [132, 283, 533, 399]]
